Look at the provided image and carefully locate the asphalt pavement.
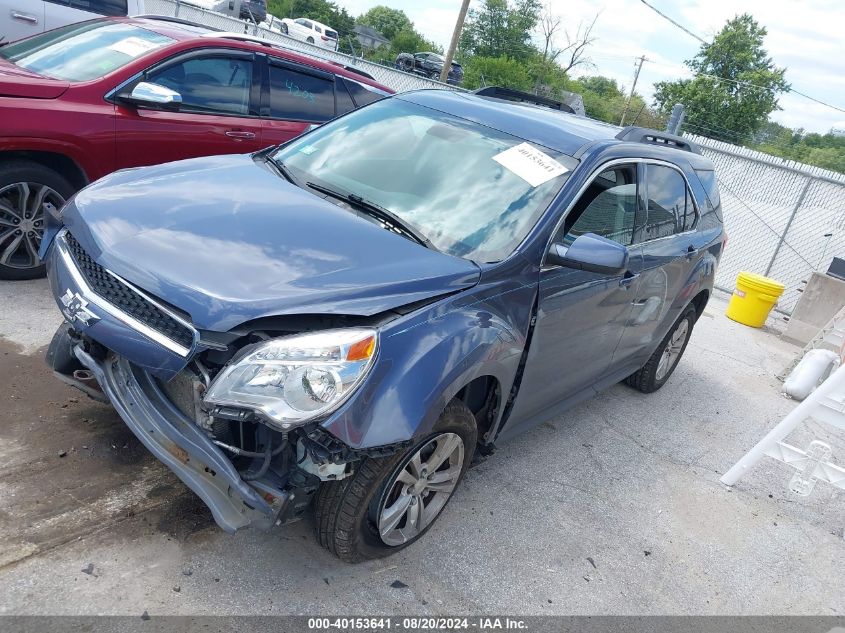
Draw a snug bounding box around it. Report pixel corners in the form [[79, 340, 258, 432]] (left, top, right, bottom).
[[0, 279, 842, 615]]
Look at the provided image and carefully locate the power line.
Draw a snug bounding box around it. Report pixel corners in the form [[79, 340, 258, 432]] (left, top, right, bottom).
[[635, 0, 845, 114], [638, 0, 707, 44]]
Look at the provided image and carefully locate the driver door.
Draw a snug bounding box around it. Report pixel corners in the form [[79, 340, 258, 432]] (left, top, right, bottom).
[[501, 163, 645, 438], [114, 49, 264, 170]]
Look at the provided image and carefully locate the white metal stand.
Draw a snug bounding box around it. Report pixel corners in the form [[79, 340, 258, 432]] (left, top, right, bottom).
[[721, 363, 845, 495], [779, 303, 845, 380]]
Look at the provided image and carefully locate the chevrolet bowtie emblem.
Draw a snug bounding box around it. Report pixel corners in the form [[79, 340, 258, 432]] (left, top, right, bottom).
[[61, 289, 99, 327]]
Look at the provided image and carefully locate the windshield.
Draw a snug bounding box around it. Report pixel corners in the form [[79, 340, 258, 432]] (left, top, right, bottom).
[[0, 21, 173, 82], [272, 98, 575, 262]]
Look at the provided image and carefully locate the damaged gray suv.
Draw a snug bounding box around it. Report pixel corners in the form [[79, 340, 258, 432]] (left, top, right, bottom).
[[43, 89, 724, 561]]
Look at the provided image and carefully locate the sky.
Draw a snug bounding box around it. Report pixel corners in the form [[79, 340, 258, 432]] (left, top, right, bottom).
[[336, 0, 845, 134]]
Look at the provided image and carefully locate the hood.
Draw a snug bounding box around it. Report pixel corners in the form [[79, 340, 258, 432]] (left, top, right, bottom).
[[0, 60, 70, 99], [62, 154, 480, 332]]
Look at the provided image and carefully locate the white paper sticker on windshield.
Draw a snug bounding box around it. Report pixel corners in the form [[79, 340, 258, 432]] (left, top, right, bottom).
[[492, 142, 568, 187], [108, 37, 159, 58]]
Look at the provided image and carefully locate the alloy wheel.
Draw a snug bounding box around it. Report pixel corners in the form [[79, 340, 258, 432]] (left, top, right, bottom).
[[655, 318, 690, 381], [377, 432, 465, 546], [0, 182, 64, 270]]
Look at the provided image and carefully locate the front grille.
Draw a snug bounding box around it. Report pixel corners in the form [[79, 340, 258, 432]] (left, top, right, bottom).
[[65, 232, 195, 350]]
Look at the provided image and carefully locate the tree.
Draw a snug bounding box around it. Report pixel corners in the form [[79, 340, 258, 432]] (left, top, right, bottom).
[[356, 6, 413, 41], [557, 12, 598, 74], [653, 14, 789, 143], [461, 56, 533, 92], [460, 0, 542, 62]]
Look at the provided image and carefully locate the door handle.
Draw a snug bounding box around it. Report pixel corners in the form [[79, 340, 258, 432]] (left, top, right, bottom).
[[225, 130, 256, 140], [685, 244, 698, 259], [619, 272, 639, 288], [11, 11, 38, 24]]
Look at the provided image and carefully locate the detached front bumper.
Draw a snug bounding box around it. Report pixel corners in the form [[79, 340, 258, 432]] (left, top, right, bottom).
[[63, 339, 285, 533]]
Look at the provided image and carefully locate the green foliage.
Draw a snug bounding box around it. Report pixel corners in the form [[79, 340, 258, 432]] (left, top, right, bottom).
[[461, 56, 533, 91], [750, 121, 845, 174], [653, 14, 789, 144], [460, 0, 542, 62], [266, 0, 291, 18], [356, 6, 413, 41]]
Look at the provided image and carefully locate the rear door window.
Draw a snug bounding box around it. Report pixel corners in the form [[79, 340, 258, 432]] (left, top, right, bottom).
[[147, 54, 254, 116], [644, 164, 694, 239], [269, 63, 335, 121]]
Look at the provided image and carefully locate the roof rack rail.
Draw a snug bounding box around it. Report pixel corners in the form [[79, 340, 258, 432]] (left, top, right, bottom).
[[615, 126, 701, 154], [327, 61, 374, 81], [197, 33, 378, 83], [134, 14, 221, 31], [473, 86, 575, 114], [200, 32, 273, 45]]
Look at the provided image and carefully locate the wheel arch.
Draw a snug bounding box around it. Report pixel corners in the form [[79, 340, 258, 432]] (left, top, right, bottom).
[[690, 288, 710, 320], [453, 374, 502, 445], [0, 150, 89, 192], [321, 291, 534, 451]]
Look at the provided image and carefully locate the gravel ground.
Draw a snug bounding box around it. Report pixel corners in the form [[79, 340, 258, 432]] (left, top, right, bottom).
[[0, 280, 842, 615]]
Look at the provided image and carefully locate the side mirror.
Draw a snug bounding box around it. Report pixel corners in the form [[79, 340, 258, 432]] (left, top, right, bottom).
[[546, 233, 629, 275], [121, 82, 182, 110]]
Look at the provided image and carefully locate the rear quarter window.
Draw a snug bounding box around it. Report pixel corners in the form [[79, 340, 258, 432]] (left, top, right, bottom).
[[694, 169, 723, 221], [342, 77, 386, 107]]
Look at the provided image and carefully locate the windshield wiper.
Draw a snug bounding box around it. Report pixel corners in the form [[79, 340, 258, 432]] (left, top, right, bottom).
[[306, 181, 437, 251], [264, 155, 300, 187]]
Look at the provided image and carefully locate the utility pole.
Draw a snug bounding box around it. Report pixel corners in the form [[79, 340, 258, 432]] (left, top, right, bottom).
[[620, 55, 647, 127], [440, 0, 471, 84]]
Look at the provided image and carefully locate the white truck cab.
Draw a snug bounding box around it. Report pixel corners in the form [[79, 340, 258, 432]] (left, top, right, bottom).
[[0, 0, 145, 43]]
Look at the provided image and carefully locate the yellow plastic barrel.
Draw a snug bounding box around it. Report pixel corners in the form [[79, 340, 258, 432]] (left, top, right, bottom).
[[725, 272, 785, 328]]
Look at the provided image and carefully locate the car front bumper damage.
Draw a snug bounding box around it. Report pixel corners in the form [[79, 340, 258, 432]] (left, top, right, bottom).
[[68, 341, 284, 532]]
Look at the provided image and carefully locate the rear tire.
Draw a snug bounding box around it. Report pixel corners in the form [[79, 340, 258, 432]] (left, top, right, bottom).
[[0, 161, 75, 280], [306, 36, 314, 44], [625, 305, 697, 393], [314, 400, 477, 562]]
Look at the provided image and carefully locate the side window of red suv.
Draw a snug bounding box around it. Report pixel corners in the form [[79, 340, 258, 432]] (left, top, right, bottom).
[[268, 63, 335, 122], [147, 55, 253, 116]]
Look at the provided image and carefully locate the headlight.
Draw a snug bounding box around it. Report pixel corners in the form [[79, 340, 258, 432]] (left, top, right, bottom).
[[204, 328, 378, 429]]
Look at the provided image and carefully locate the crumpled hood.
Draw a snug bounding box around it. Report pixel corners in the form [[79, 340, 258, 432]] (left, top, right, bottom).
[[62, 154, 480, 332]]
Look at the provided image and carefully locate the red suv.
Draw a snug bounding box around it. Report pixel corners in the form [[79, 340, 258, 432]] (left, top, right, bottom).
[[0, 16, 392, 279]]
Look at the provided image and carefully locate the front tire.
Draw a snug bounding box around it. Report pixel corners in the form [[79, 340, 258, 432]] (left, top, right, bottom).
[[0, 161, 74, 280], [314, 400, 477, 562], [625, 305, 697, 393], [306, 36, 314, 44]]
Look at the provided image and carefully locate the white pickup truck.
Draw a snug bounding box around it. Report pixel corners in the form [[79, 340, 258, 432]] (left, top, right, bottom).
[[0, 0, 145, 43]]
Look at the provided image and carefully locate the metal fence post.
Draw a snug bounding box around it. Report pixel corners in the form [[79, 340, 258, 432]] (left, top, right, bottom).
[[764, 176, 813, 277]]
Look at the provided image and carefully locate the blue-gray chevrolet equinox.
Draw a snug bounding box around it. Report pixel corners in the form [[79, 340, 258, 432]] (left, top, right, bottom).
[[42, 89, 724, 561]]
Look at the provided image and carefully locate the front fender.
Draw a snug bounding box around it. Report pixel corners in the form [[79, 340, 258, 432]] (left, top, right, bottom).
[[322, 277, 536, 449]]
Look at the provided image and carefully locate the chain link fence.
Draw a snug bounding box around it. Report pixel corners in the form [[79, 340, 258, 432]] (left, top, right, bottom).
[[144, 0, 454, 93], [686, 135, 845, 315]]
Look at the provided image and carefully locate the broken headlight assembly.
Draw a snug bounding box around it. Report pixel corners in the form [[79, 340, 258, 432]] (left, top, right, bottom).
[[204, 328, 378, 430]]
